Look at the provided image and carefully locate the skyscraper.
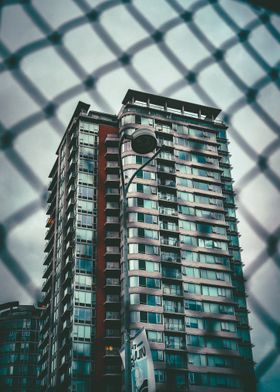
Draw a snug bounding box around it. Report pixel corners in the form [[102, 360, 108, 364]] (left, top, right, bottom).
[[39, 90, 255, 391], [0, 302, 40, 391]]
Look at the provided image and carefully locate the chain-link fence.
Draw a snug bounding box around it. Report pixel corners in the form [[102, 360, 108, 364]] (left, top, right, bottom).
[[0, 0, 279, 390]]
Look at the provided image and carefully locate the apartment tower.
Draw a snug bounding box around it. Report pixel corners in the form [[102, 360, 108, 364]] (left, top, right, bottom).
[[0, 302, 40, 391], [39, 90, 255, 391]]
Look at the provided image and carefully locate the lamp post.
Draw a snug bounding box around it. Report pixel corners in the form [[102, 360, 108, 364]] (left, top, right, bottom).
[[119, 127, 162, 392]]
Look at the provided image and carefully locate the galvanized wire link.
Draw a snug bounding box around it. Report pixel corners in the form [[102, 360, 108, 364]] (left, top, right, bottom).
[[0, 0, 279, 387]]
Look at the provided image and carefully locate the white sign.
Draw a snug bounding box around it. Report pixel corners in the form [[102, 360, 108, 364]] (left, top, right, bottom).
[[120, 328, 156, 392]]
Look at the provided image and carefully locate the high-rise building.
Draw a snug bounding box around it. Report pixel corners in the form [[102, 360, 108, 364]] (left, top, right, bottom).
[[0, 301, 40, 391], [39, 90, 255, 391]]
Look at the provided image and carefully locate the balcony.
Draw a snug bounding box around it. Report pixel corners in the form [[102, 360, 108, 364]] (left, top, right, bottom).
[[160, 238, 179, 247], [42, 262, 52, 279], [105, 216, 119, 224], [158, 165, 175, 174], [105, 311, 121, 321], [104, 346, 120, 357], [44, 238, 54, 253], [163, 287, 182, 297], [106, 175, 119, 186], [159, 207, 177, 217], [158, 179, 176, 188], [104, 364, 120, 375], [105, 202, 120, 211], [48, 175, 57, 191], [105, 329, 121, 338], [105, 278, 120, 287], [162, 269, 182, 280], [105, 262, 120, 271], [105, 294, 120, 305], [158, 193, 177, 203], [106, 147, 119, 155], [105, 246, 120, 256], [164, 323, 185, 332], [163, 304, 184, 314], [42, 276, 52, 292]]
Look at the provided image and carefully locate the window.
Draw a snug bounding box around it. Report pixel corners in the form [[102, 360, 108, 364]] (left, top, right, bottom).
[[74, 308, 92, 323], [166, 353, 186, 368], [177, 191, 194, 202], [128, 243, 159, 255], [76, 228, 93, 242], [165, 335, 185, 349], [180, 235, 197, 246], [179, 220, 196, 231], [147, 330, 163, 343], [79, 159, 94, 172], [79, 132, 95, 145], [78, 172, 94, 185], [176, 150, 190, 161], [184, 283, 201, 294], [140, 312, 162, 324], [198, 238, 228, 251], [77, 214, 93, 228], [78, 185, 94, 200], [154, 369, 166, 383], [73, 342, 91, 358], [75, 259, 93, 273], [74, 290, 93, 306], [151, 349, 164, 361], [76, 243, 93, 257], [72, 325, 91, 340], [187, 335, 204, 347], [186, 317, 203, 329], [185, 300, 202, 312], [129, 212, 158, 224], [129, 259, 159, 272], [128, 228, 158, 240], [77, 200, 94, 214], [136, 170, 156, 180], [72, 360, 91, 375]]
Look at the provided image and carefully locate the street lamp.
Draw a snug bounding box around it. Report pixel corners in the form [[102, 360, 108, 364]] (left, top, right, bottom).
[[119, 126, 162, 392]]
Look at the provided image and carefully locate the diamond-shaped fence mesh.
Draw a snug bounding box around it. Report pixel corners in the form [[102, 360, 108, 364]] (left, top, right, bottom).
[[0, 0, 279, 390]]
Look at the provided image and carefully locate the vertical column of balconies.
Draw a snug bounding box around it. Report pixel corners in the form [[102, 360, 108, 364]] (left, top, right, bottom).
[[103, 137, 122, 387], [156, 124, 187, 389], [39, 158, 58, 388], [54, 127, 78, 388], [69, 122, 100, 390], [176, 123, 243, 391], [218, 130, 255, 390]]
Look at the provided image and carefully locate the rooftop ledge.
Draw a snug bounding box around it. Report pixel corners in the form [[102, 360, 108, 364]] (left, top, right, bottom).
[[122, 89, 222, 122]]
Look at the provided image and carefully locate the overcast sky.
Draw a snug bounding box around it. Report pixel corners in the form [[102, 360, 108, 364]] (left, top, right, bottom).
[[0, 1, 279, 390]]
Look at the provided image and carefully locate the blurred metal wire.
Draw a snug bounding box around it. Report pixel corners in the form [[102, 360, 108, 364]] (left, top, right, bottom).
[[0, 0, 279, 388]]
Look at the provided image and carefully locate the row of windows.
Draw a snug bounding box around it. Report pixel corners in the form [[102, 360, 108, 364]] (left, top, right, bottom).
[[187, 334, 238, 350], [128, 237, 228, 255], [79, 159, 95, 173], [76, 228, 94, 242], [189, 372, 241, 388], [177, 177, 222, 193], [74, 290, 94, 306], [175, 150, 219, 166], [184, 282, 232, 298], [77, 199, 94, 214], [188, 352, 240, 368], [185, 299, 234, 314], [120, 114, 217, 141], [129, 312, 236, 332], [183, 266, 231, 282], [79, 132, 97, 146], [179, 220, 227, 236]]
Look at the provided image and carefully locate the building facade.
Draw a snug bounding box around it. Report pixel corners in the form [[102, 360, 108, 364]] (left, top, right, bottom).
[[39, 90, 255, 391], [0, 302, 40, 391]]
